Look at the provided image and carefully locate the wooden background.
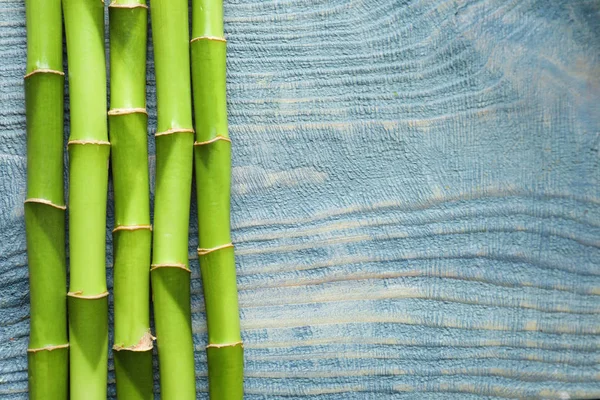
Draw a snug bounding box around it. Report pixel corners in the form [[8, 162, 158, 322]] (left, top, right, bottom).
[[0, 0, 599, 398]]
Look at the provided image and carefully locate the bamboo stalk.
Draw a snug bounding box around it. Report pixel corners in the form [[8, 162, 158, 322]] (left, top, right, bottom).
[[108, 1, 153, 399], [24, 0, 68, 397], [149, 0, 196, 398], [191, 1, 243, 398], [62, 0, 109, 398]]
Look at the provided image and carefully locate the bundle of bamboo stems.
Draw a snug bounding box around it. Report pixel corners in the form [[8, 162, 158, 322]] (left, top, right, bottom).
[[23, 0, 243, 398]]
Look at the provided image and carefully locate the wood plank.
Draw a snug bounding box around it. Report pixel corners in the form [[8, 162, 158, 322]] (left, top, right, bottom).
[[0, 0, 598, 398]]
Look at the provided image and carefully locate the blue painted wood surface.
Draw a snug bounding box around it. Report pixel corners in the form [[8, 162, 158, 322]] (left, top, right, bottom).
[[0, 0, 599, 398]]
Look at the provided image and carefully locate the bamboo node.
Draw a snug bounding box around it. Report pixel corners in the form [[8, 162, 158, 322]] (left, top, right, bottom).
[[67, 291, 109, 299], [113, 330, 155, 352], [206, 341, 243, 349], [190, 36, 227, 43], [108, 107, 148, 116], [24, 198, 66, 210], [24, 69, 64, 79], [27, 343, 70, 353], [197, 242, 234, 256], [113, 224, 152, 233], [194, 136, 231, 146], [108, 2, 148, 8], [155, 128, 194, 137], [150, 263, 190, 272], [67, 139, 111, 147]]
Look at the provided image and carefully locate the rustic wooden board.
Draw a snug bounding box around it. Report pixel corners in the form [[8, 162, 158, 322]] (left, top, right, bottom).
[[0, 0, 598, 398]]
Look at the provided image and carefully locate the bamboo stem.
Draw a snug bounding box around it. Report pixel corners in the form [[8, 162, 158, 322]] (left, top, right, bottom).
[[62, 0, 109, 398], [191, 1, 244, 398], [149, 0, 196, 397], [109, 1, 153, 399], [24, 0, 68, 396]]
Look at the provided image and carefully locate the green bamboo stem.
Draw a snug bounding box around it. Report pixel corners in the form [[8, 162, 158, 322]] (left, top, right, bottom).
[[63, 0, 109, 398], [149, 0, 196, 398], [109, 1, 153, 399], [24, 0, 68, 396], [191, 1, 243, 398]]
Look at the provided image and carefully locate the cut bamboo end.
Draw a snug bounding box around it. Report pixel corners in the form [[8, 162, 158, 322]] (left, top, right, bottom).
[[112, 224, 152, 233], [108, 2, 148, 8], [190, 36, 226, 43], [113, 331, 155, 352], [67, 139, 111, 147], [197, 242, 234, 256], [27, 343, 70, 353], [24, 198, 66, 210], [108, 107, 148, 116], [194, 135, 231, 146], [150, 263, 190, 272], [154, 128, 194, 137], [67, 291, 109, 299], [206, 341, 243, 349], [24, 68, 64, 79]]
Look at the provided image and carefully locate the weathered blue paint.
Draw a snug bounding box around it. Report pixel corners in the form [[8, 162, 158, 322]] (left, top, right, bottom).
[[0, 0, 599, 398]]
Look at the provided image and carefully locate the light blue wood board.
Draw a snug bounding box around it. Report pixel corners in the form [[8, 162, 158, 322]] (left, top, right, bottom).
[[0, 0, 599, 398]]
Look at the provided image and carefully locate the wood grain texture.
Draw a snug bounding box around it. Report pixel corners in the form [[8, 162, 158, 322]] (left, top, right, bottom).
[[0, 0, 599, 398]]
